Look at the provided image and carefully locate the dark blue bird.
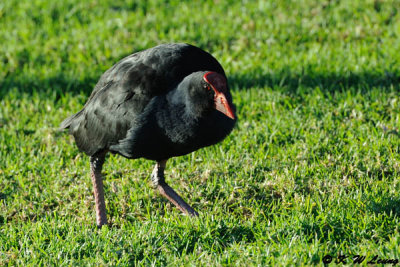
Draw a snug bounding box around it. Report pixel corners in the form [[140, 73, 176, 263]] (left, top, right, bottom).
[[60, 43, 236, 227]]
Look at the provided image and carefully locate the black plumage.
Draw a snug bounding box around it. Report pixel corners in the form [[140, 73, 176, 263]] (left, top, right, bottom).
[[60, 43, 236, 226]]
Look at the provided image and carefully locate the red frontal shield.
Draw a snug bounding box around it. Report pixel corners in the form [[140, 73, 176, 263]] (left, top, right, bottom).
[[203, 72, 235, 120]]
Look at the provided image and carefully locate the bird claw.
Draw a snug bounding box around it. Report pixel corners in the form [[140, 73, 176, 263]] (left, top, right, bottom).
[[152, 160, 198, 216], [157, 183, 198, 217]]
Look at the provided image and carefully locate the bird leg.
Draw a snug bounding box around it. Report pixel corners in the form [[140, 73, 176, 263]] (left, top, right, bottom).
[[151, 160, 199, 216], [90, 151, 108, 227]]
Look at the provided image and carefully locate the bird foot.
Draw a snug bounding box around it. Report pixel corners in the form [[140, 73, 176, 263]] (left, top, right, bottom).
[[157, 183, 199, 216], [90, 151, 108, 227], [152, 160, 199, 217]]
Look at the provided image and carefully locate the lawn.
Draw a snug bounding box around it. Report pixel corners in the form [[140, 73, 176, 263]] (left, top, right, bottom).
[[1, 0, 400, 265]]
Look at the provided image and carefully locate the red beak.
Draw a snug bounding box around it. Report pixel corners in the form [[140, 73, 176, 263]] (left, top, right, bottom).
[[203, 72, 236, 120], [214, 91, 235, 119]]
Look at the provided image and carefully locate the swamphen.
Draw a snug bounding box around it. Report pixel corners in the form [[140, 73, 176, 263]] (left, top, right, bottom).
[[60, 43, 236, 227]]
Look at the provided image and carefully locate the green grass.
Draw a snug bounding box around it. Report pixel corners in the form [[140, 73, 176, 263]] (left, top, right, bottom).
[[1, 0, 400, 265]]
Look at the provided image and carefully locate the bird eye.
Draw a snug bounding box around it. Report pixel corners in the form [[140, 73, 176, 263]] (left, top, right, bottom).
[[204, 84, 211, 90]]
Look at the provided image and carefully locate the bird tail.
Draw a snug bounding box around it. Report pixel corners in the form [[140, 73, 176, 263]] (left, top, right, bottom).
[[59, 110, 83, 131]]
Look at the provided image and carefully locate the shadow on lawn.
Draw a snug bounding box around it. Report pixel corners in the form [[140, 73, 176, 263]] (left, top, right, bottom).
[[1, 68, 399, 99], [368, 195, 400, 216], [128, 224, 255, 264], [0, 72, 99, 99], [229, 69, 400, 93]]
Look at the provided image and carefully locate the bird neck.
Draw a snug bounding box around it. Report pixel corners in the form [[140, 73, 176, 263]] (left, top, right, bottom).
[[166, 87, 208, 120]]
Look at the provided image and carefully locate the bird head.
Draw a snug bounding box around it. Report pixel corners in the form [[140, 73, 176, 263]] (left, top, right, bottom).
[[202, 72, 235, 120], [179, 71, 236, 120]]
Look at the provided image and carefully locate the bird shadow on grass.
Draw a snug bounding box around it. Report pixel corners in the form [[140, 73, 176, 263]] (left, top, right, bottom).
[[1, 68, 399, 100]]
